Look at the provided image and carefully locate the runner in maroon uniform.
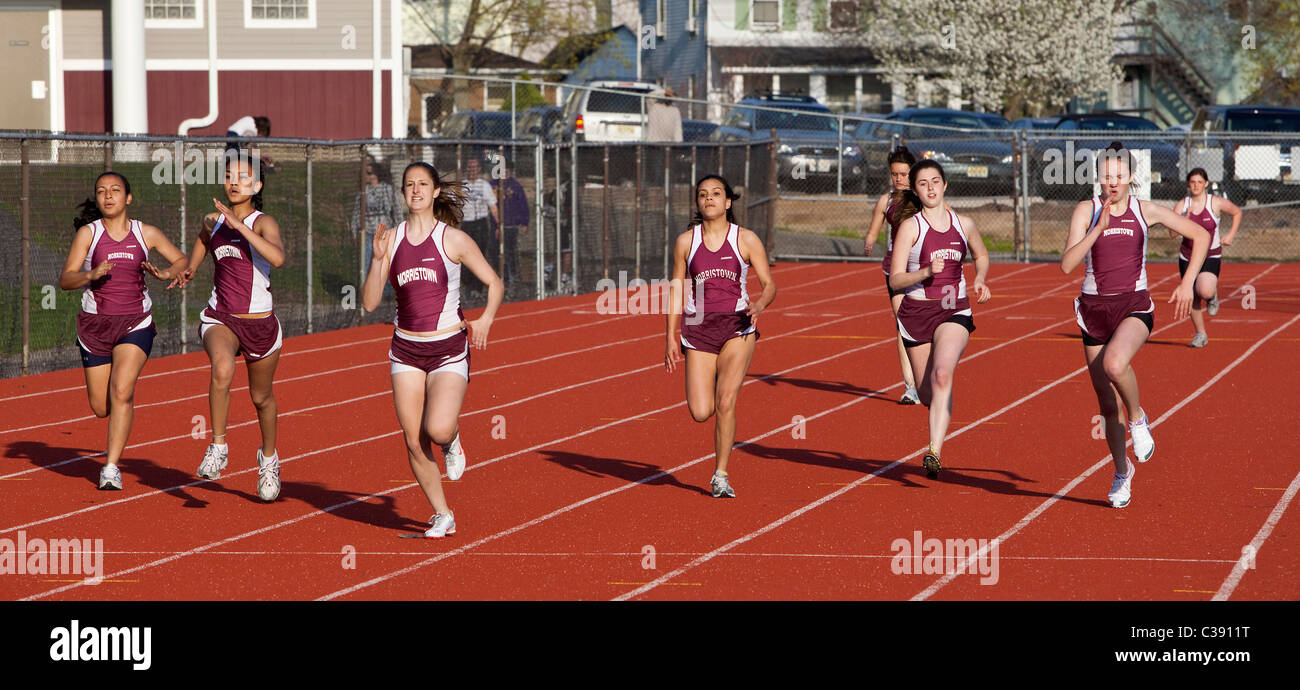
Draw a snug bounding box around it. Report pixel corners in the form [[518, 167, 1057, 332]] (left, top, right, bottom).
[[665, 175, 776, 498], [864, 146, 922, 404], [888, 160, 991, 479], [1169, 168, 1242, 347], [59, 172, 188, 490], [1060, 142, 1209, 508], [174, 154, 286, 502], [362, 162, 503, 537]]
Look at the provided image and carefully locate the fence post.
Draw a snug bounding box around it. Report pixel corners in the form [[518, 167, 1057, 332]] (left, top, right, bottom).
[[837, 113, 844, 195], [497, 144, 506, 280], [602, 144, 610, 280], [766, 129, 778, 255], [306, 143, 314, 334], [104, 139, 112, 171], [1021, 132, 1032, 261], [20, 139, 30, 375], [570, 135, 579, 294], [635, 144, 643, 280], [178, 139, 188, 354], [690, 144, 697, 194], [1012, 131, 1023, 261], [358, 145, 368, 322], [535, 138, 544, 300], [555, 143, 563, 296], [663, 144, 671, 280], [743, 140, 751, 228]]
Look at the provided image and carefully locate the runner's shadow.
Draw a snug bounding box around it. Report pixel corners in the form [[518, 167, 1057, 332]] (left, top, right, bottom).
[[3, 440, 255, 507], [743, 442, 1109, 507], [537, 450, 712, 497], [749, 374, 893, 401], [285, 481, 425, 533]]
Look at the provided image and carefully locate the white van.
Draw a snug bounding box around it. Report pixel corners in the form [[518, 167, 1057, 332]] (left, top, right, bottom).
[[556, 81, 664, 143]]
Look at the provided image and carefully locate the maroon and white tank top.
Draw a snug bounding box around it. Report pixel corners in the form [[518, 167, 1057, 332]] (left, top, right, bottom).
[[685, 223, 749, 316], [389, 220, 464, 334], [1178, 194, 1222, 261], [208, 210, 273, 313], [904, 210, 968, 301], [1083, 195, 1149, 296], [81, 218, 151, 316]]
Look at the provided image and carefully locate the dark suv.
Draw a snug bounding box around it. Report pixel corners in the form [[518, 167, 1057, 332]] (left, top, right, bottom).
[[712, 93, 865, 193], [1031, 112, 1182, 198], [1189, 105, 1300, 203], [859, 108, 1015, 196]]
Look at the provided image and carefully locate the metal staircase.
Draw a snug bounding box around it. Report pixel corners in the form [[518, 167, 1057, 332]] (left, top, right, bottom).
[[1114, 21, 1215, 126]]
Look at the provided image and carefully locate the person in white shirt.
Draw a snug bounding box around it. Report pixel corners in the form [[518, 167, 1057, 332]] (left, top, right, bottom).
[[461, 157, 500, 289]]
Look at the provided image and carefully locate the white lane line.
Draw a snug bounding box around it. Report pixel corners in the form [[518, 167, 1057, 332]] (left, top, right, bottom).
[[1, 281, 900, 530], [0, 277, 885, 476], [321, 278, 1083, 601], [0, 263, 828, 404], [1213, 467, 1300, 600], [912, 267, 1292, 601], [17, 301, 919, 601]]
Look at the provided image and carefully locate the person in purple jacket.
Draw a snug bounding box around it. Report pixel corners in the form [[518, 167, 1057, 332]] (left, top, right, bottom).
[[488, 157, 529, 283], [665, 175, 776, 499], [60, 171, 188, 490], [174, 154, 287, 503]]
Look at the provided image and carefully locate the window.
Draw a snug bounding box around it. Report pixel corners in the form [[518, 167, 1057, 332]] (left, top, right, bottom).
[[657, 0, 667, 38], [145, 0, 203, 29], [752, 1, 780, 26], [245, 0, 315, 29], [830, 0, 858, 30], [687, 0, 699, 33]]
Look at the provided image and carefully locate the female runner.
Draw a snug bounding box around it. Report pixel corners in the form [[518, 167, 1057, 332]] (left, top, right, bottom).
[[362, 162, 503, 537], [59, 171, 187, 490], [1060, 143, 1208, 508], [1169, 168, 1241, 347], [864, 146, 922, 404], [888, 160, 991, 480], [175, 155, 286, 502], [665, 175, 776, 498]]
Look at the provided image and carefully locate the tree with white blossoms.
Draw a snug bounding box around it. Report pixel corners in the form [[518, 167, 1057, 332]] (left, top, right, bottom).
[[870, 0, 1125, 118]]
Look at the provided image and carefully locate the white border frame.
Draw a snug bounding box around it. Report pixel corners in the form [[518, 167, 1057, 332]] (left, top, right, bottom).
[[144, 0, 204, 30], [244, 0, 316, 29]]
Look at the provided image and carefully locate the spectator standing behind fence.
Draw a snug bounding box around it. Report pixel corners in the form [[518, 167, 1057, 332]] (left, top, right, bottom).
[[352, 161, 406, 267], [224, 115, 280, 172], [461, 158, 499, 287], [489, 158, 528, 283], [646, 87, 683, 143]]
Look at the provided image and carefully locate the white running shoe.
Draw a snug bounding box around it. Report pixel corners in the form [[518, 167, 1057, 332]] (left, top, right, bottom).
[[1207, 294, 1219, 317], [425, 512, 456, 538], [899, 386, 921, 405], [197, 443, 229, 480], [257, 448, 281, 502], [1108, 462, 1134, 509], [710, 471, 736, 498], [442, 434, 466, 481], [1129, 412, 1155, 463], [1190, 332, 1208, 348], [98, 464, 122, 490]]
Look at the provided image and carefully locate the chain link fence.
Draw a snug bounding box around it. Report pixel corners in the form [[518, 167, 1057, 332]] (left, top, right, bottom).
[[0, 132, 775, 378]]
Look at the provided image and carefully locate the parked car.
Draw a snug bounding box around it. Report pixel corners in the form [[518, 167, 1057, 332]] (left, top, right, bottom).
[[682, 119, 719, 142], [1188, 105, 1300, 203], [517, 106, 563, 142], [1010, 116, 1061, 130], [712, 92, 866, 193], [438, 110, 515, 140], [971, 112, 1012, 129], [551, 80, 664, 143], [840, 112, 890, 138], [1030, 111, 1182, 198], [858, 108, 1015, 196]]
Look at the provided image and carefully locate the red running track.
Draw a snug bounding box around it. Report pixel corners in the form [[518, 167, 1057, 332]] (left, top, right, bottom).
[[1, 261, 1296, 601]]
